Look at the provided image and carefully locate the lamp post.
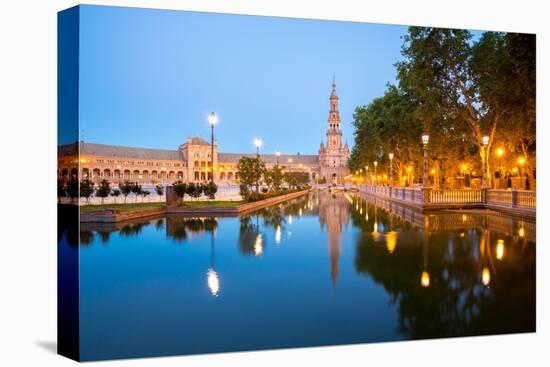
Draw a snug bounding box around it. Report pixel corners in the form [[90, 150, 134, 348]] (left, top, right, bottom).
[[482, 135, 489, 189], [365, 165, 369, 184], [254, 138, 262, 156], [373, 161, 378, 185], [276, 151, 281, 166], [208, 112, 217, 182], [422, 132, 429, 187], [254, 138, 262, 192], [388, 153, 394, 186]]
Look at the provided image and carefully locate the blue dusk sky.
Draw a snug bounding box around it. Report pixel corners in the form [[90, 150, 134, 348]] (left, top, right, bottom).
[[76, 5, 409, 154]]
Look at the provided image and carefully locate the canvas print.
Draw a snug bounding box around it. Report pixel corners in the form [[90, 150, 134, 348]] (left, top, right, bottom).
[[57, 5, 536, 361]]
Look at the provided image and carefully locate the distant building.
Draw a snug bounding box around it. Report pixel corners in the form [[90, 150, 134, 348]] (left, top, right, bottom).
[[58, 81, 349, 185]]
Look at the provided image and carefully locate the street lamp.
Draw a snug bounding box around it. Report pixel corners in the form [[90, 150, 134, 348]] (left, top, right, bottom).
[[365, 165, 369, 184], [208, 112, 217, 182], [254, 138, 262, 155], [276, 151, 281, 165], [422, 132, 429, 187], [482, 135, 489, 188], [373, 161, 378, 185], [388, 152, 394, 186]]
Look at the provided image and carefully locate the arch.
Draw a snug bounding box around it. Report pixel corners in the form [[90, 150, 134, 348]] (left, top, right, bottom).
[[133, 170, 140, 181], [82, 168, 90, 179], [61, 169, 68, 181], [70, 168, 78, 180], [103, 169, 111, 180], [200, 171, 206, 181], [123, 170, 131, 180], [114, 169, 121, 181], [177, 171, 184, 180], [200, 161, 206, 169], [142, 170, 149, 182], [194, 160, 199, 168], [227, 172, 233, 180], [92, 168, 101, 181], [151, 170, 158, 180], [194, 171, 200, 181], [160, 170, 167, 181], [168, 171, 176, 180], [220, 172, 226, 180]]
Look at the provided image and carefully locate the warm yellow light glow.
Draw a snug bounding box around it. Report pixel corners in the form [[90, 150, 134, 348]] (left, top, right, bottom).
[[512, 167, 518, 174], [389, 152, 394, 160], [407, 166, 412, 173], [482, 267, 491, 286], [386, 231, 397, 254], [482, 135, 490, 146], [430, 168, 435, 175], [275, 225, 281, 245], [207, 268, 220, 296], [496, 240, 504, 260], [518, 226, 525, 238], [421, 271, 430, 287], [459, 232, 465, 238], [288, 215, 293, 225], [517, 156, 526, 166], [254, 234, 263, 256], [373, 221, 378, 233], [299, 208, 303, 216], [496, 147, 504, 157], [462, 214, 467, 222]]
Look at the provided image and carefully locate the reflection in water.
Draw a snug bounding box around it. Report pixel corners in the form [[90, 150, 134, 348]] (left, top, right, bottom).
[[76, 191, 535, 358], [351, 192, 535, 339], [317, 191, 349, 287]]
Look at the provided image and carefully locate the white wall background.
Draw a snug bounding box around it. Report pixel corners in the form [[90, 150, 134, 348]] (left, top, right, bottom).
[[0, 1, 548, 366]]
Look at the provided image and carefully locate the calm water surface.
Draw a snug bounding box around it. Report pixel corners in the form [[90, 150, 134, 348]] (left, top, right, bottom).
[[64, 191, 535, 360]]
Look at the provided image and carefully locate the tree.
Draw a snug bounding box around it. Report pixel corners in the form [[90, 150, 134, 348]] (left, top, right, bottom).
[[119, 181, 133, 203], [396, 27, 535, 181], [349, 84, 425, 184], [95, 179, 111, 204], [203, 181, 218, 200], [237, 156, 266, 194], [155, 184, 164, 196], [111, 188, 121, 203], [131, 182, 143, 202], [140, 190, 150, 200], [80, 179, 95, 204], [66, 179, 79, 204], [266, 165, 284, 191], [284, 171, 309, 189], [185, 182, 203, 200], [172, 181, 187, 203]]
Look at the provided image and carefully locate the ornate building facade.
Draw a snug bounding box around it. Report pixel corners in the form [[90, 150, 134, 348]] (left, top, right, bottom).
[[58, 81, 350, 185]]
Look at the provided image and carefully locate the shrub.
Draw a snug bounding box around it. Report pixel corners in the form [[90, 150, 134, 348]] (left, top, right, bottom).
[[95, 179, 111, 204], [119, 181, 133, 203], [111, 188, 121, 203], [203, 181, 218, 199], [131, 182, 143, 202], [172, 181, 187, 201], [80, 179, 95, 204], [155, 184, 164, 196]]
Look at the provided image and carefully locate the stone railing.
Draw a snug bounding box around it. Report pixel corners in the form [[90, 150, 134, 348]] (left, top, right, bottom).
[[356, 184, 535, 213]]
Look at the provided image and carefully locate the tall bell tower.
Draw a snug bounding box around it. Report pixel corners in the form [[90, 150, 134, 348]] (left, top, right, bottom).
[[326, 77, 342, 150], [319, 77, 350, 184]]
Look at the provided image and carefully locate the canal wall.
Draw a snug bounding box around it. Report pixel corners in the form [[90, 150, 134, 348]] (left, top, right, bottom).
[[80, 190, 310, 223]]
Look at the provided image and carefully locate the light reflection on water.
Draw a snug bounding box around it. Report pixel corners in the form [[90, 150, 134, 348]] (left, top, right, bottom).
[[63, 191, 535, 360]]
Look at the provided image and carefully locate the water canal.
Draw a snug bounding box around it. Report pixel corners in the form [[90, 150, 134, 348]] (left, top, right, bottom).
[[59, 190, 536, 360]]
